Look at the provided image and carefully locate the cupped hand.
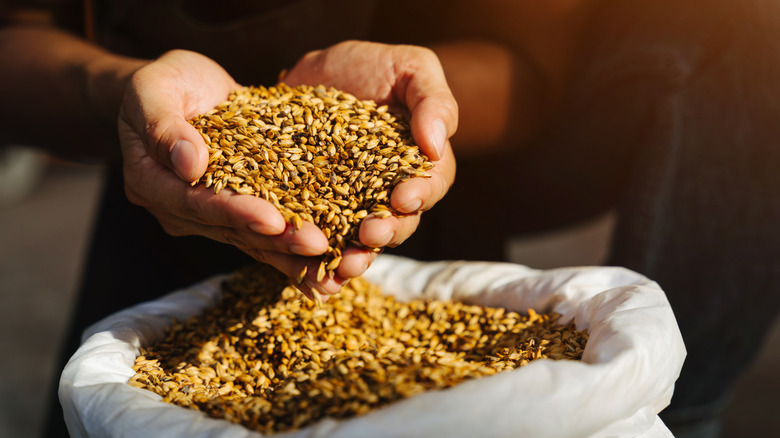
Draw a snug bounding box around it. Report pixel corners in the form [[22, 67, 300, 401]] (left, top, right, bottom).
[[118, 49, 338, 299], [283, 40, 458, 278]]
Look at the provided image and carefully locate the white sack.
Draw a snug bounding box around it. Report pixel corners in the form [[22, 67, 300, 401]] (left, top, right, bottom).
[[60, 255, 685, 438]]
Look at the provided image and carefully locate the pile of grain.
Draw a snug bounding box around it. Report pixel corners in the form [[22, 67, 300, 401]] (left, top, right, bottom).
[[129, 263, 588, 434], [189, 84, 434, 283]]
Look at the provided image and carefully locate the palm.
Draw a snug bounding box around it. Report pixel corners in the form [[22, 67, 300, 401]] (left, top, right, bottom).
[[114, 45, 455, 299], [116, 50, 341, 299]]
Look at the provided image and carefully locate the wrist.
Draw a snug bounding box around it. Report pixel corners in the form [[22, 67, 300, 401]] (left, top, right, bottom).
[[85, 54, 149, 126], [82, 54, 149, 160]]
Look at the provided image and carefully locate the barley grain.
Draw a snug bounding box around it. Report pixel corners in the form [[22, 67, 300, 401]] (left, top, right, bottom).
[[129, 263, 588, 434], [189, 84, 434, 283]]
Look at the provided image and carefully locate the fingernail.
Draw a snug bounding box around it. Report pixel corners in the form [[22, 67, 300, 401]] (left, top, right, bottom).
[[290, 244, 311, 256], [171, 140, 196, 181], [376, 228, 395, 247], [249, 221, 282, 235], [305, 280, 334, 297], [398, 197, 422, 213], [431, 119, 447, 160], [355, 257, 370, 277]]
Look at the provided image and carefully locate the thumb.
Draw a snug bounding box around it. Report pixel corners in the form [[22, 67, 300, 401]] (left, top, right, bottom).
[[398, 48, 458, 162], [118, 66, 212, 183], [410, 96, 456, 162], [146, 115, 210, 182]]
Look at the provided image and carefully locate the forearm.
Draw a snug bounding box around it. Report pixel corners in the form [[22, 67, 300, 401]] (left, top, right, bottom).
[[0, 24, 148, 159]]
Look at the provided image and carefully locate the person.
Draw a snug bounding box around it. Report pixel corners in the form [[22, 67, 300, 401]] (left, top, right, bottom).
[[0, 3, 458, 437], [1, 1, 778, 437]]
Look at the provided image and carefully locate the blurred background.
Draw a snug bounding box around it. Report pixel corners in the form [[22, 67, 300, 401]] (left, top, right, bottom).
[[1, 146, 778, 437]]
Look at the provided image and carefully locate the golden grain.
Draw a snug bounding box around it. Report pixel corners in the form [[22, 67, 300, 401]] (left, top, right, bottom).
[[129, 263, 588, 434], [189, 85, 434, 281]]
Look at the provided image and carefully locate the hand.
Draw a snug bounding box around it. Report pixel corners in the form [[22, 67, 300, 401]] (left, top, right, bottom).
[[118, 50, 336, 299], [283, 40, 458, 277]]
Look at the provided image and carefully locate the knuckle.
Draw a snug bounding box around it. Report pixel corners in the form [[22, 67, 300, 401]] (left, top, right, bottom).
[[247, 247, 268, 264], [417, 45, 438, 60], [123, 182, 148, 208], [221, 227, 244, 249], [442, 96, 459, 117], [144, 119, 169, 162], [158, 219, 186, 237]]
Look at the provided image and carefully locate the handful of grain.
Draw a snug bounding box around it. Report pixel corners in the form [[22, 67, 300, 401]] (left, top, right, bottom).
[[129, 263, 588, 435], [189, 84, 434, 283]]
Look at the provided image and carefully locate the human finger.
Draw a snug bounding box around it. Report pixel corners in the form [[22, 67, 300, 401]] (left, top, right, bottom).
[[391, 45, 458, 161]]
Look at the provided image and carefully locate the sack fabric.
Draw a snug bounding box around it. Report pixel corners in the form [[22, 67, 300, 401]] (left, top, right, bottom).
[[59, 255, 685, 438]]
